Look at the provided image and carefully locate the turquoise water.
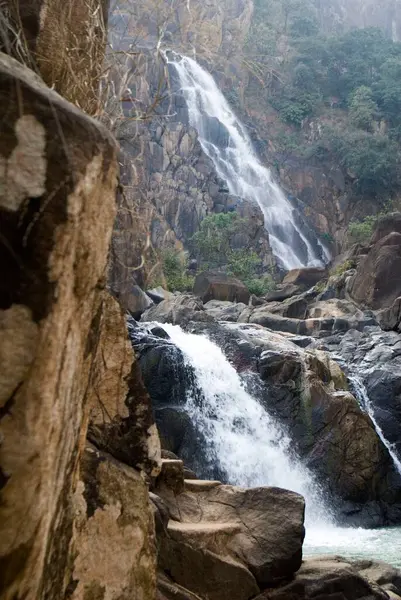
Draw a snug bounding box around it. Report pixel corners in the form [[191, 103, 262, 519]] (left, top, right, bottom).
[[304, 525, 401, 568]]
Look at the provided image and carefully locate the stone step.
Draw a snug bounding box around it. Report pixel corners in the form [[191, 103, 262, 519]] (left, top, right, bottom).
[[167, 520, 242, 555], [184, 479, 221, 492]]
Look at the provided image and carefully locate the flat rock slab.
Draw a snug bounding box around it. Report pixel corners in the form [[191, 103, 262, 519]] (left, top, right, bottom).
[[159, 482, 305, 587]]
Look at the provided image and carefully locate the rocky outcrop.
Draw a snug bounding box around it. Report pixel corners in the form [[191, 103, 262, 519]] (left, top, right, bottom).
[[283, 267, 328, 289], [256, 555, 401, 600], [349, 232, 401, 310], [141, 293, 215, 325], [153, 459, 305, 599], [0, 52, 118, 599], [317, 0, 401, 41], [87, 293, 161, 476], [71, 444, 157, 600], [194, 271, 251, 304]]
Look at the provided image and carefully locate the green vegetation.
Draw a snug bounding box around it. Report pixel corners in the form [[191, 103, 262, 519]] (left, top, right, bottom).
[[191, 213, 276, 296], [329, 260, 356, 278], [162, 250, 194, 292], [245, 2, 401, 199]]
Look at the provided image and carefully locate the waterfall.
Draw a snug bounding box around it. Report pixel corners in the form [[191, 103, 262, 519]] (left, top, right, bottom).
[[348, 374, 401, 475], [162, 323, 332, 525], [167, 53, 330, 271]]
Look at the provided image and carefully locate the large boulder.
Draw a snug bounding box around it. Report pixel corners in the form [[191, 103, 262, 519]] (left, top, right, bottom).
[[349, 232, 401, 309], [283, 267, 327, 289], [0, 52, 118, 599], [142, 294, 214, 325], [204, 300, 247, 321], [194, 271, 250, 304], [158, 481, 305, 589], [256, 556, 394, 600]]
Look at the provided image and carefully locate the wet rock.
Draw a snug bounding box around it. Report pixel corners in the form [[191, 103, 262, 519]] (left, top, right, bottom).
[[256, 556, 390, 600], [194, 271, 250, 304]]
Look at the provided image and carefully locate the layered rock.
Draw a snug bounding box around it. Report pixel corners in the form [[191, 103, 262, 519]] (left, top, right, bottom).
[[153, 459, 305, 600], [0, 52, 118, 599]]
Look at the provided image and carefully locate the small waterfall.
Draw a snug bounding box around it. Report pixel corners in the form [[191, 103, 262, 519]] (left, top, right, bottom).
[[162, 323, 332, 525], [348, 374, 401, 476], [167, 54, 330, 270]]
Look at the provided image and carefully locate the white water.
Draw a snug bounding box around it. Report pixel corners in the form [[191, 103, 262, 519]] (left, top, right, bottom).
[[161, 324, 401, 567], [162, 323, 331, 526], [168, 54, 330, 270], [349, 374, 401, 476]]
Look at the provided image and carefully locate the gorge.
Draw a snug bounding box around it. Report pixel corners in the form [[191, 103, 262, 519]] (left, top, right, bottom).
[[2, 0, 401, 599]]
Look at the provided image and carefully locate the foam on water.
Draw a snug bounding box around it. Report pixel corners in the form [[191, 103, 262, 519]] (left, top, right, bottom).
[[160, 323, 401, 567]]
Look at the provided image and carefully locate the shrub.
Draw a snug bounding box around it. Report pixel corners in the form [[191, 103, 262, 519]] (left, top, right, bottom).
[[190, 213, 247, 268], [347, 217, 377, 245], [246, 275, 276, 296], [162, 250, 194, 292], [329, 259, 356, 278]]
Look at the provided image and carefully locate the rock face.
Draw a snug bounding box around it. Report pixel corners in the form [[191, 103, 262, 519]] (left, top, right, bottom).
[[154, 462, 305, 599], [87, 293, 161, 476], [72, 444, 157, 600], [0, 52, 118, 599], [349, 231, 401, 309], [0, 50, 161, 600], [194, 271, 251, 304]]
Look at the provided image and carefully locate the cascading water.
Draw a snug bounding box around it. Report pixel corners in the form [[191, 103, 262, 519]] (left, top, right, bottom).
[[348, 374, 401, 476], [162, 323, 331, 527], [167, 53, 330, 271], [157, 323, 401, 566]]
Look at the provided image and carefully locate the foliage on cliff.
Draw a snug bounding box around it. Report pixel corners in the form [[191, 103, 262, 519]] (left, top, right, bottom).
[[190, 213, 275, 295], [245, 0, 401, 200]]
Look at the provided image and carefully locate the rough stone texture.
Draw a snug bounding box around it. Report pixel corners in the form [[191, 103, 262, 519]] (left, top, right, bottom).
[[109, 0, 253, 60], [349, 232, 401, 309], [256, 556, 393, 600], [283, 267, 327, 289], [141, 294, 214, 326], [158, 481, 305, 589], [87, 293, 161, 477], [70, 444, 157, 600], [0, 53, 117, 599], [194, 271, 251, 304], [377, 296, 401, 332]]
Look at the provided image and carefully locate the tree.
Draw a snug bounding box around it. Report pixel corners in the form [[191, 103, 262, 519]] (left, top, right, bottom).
[[348, 86, 378, 132]]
